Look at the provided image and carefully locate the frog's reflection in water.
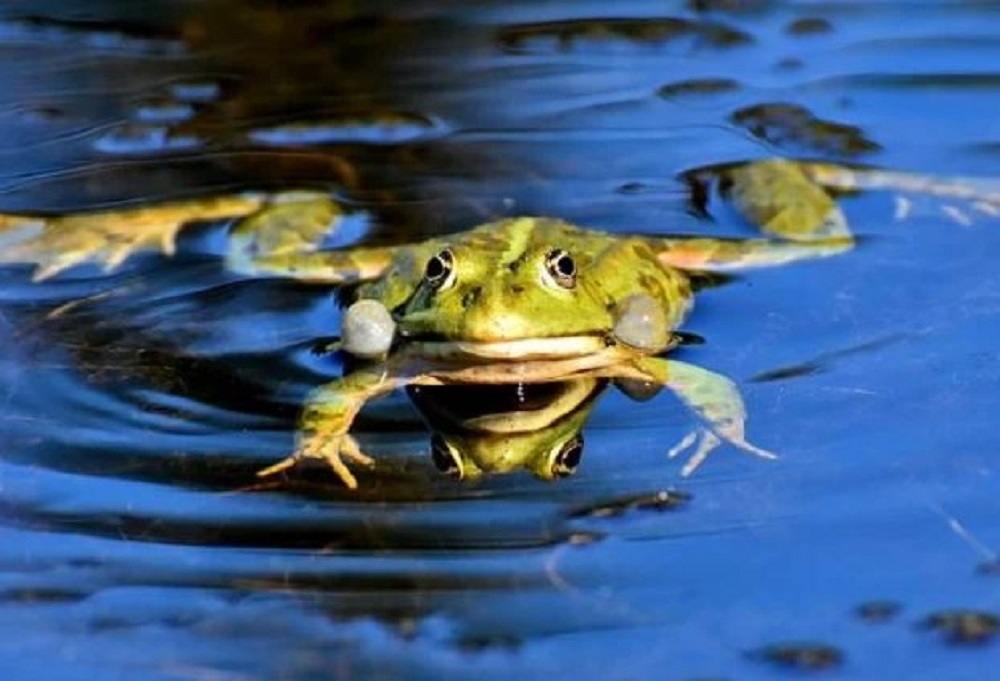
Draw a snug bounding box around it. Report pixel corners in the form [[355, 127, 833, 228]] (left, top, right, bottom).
[[408, 379, 614, 481]]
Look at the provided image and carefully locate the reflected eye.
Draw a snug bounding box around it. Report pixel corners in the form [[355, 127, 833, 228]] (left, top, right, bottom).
[[430, 434, 463, 478], [424, 249, 455, 290], [544, 249, 576, 289], [550, 435, 584, 478]]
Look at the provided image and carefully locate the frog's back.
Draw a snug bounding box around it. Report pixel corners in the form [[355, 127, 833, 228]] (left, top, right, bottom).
[[448, 216, 690, 323], [449, 216, 618, 261]]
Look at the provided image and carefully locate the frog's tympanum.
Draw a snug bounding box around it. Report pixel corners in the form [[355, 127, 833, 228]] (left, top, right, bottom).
[[2, 159, 997, 488]]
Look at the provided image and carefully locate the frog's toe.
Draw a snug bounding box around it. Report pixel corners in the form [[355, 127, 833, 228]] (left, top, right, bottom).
[[940, 204, 973, 227], [733, 438, 778, 462], [974, 200, 1000, 217], [667, 428, 721, 477], [257, 433, 373, 489], [32, 250, 92, 282], [667, 427, 776, 476], [256, 453, 301, 478], [340, 436, 375, 466], [666, 430, 699, 460], [103, 243, 141, 272]]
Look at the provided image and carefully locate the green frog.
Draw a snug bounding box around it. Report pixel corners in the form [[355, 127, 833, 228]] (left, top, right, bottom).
[[231, 209, 788, 488], [1, 159, 996, 488]]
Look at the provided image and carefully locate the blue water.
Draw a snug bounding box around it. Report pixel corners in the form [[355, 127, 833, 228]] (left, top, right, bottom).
[[1, 2, 1000, 679]]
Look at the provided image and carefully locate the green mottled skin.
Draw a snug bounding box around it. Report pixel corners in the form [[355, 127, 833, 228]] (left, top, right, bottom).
[[363, 216, 691, 344], [2, 158, 997, 488]]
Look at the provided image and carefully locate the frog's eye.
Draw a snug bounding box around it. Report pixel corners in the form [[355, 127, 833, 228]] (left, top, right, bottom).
[[424, 249, 456, 290], [544, 249, 576, 289], [549, 434, 584, 478], [430, 433, 463, 478]]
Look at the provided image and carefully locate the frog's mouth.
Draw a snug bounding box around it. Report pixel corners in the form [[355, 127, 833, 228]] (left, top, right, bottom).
[[406, 335, 608, 360], [408, 379, 605, 433]]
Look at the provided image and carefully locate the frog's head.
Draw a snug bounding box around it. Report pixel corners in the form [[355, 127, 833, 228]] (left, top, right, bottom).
[[347, 217, 687, 360], [407, 379, 606, 480], [395, 218, 623, 359]]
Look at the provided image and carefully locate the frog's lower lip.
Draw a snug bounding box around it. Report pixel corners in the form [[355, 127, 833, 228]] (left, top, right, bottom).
[[409, 335, 607, 360]]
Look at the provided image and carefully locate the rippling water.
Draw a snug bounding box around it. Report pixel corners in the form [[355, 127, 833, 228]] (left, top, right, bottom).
[[2, 2, 1000, 679]]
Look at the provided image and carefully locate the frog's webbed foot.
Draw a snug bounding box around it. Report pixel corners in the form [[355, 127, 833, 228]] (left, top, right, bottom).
[[634, 356, 776, 475], [257, 432, 375, 490], [259, 370, 396, 489], [0, 195, 269, 281], [892, 193, 1000, 227], [648, 159, 854, 273], [225, 192, 343, 279], [725, 158, 850, 242], [667, 425, 776, 477], [0, 190, 371, 283], [224, 193, 395, 285], [798, 160, 1000, 227]]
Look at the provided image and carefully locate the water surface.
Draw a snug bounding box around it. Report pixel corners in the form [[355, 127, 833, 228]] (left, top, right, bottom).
[[2, 2, 1000, 679]]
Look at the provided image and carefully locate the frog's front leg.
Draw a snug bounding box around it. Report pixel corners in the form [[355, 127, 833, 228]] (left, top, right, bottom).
[[257, 368, 400, 489], [631, 356, 775, 476]]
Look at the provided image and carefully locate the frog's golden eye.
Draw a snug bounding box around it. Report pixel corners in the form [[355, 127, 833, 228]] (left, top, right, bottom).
[[424, 249, 456, 290], [549, 434, 584, 478], [430, 433, 463, 478], [544, 249, 576, 289]]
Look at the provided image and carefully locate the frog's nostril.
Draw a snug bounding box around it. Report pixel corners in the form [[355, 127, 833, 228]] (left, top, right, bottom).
[[511, 284, 525, 294], [461, 286, 482, 309]]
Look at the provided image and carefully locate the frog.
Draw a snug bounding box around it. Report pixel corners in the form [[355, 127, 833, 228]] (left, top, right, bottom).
[[1, 158, 997, 488], [235, 211, 785, 488]]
